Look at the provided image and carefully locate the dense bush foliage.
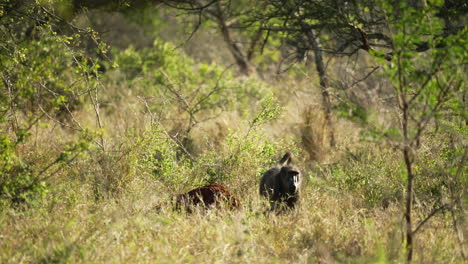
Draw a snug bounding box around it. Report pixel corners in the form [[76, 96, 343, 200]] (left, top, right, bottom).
[[0, 3, 101, 207]]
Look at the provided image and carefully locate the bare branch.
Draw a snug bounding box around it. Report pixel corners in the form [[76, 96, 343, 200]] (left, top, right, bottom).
[[349, 66, 380, 88], [412, 203, 451, 235], [162, 0, 219, 11], [138, 96, 196, 161]]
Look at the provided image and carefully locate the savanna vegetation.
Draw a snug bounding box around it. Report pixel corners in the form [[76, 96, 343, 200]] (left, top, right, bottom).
[[0, 0, 466, 263]]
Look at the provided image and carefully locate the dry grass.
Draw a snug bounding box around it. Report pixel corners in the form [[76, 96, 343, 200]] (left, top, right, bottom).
[[1, 171, 461, 263], [0, 60, 464, 264]]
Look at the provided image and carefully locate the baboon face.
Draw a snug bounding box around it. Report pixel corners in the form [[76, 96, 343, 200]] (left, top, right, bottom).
[[280, 166, 301, 194]]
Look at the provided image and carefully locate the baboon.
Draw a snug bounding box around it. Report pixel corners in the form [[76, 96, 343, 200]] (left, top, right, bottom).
[[175, 184, 240, 213], [260, 152, 302, 210]]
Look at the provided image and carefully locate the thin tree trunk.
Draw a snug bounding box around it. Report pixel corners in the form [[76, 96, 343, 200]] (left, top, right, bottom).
[[213, 4, 253, 76], [401, 99, 414, 263], [304, 29, 336, 147], [404, 146, 414, 262], [247, 27, 263, 61]]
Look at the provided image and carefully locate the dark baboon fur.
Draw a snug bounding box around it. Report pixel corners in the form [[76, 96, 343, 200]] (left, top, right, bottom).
[[260, 152, 302, 210], [175, 184, 240, 213]]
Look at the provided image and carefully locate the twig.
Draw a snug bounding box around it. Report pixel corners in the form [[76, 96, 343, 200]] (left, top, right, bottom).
[[39, 82, 85, 130], [2, 72, 19, 134], [450, 207, 466, 260], [162, 0, 219, 11], [350, 66, 380, 87], [412, 203, 450, 235], [138, 96, 195, 161], [37, 104, 80, 131]]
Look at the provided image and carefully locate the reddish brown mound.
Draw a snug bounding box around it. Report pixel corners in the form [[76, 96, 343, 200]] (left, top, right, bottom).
[[175, 184, 240, 212]]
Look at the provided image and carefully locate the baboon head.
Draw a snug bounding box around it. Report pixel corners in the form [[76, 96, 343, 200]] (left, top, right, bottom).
[[277, 152, 301, 195], [279, 166, 301, 195]]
